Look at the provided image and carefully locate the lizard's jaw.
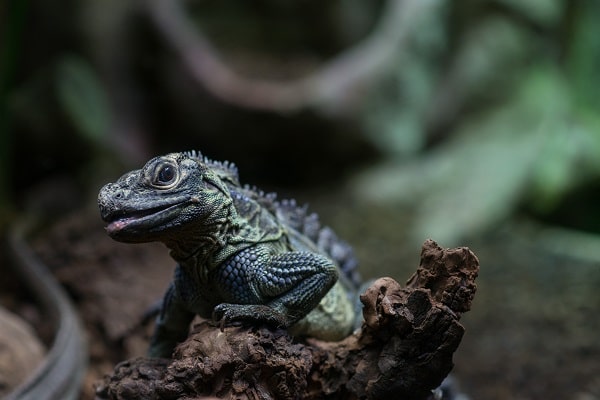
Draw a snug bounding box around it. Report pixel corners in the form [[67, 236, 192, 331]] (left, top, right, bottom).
[[102, 200, 188, 242]]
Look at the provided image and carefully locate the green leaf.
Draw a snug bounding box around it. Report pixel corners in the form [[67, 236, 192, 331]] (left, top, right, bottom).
[[527, 67, 600, 213], [409, 114, 541, 246], [353, 65, 573, 246], [55, 55, 111, 144]]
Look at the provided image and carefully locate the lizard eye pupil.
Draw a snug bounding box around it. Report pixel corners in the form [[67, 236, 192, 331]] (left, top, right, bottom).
[[153, 163, 178, 187], [159, 166, 175, 183]]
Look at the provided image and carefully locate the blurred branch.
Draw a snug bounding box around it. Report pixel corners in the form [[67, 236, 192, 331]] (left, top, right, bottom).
[[146, 0, 439, 113]]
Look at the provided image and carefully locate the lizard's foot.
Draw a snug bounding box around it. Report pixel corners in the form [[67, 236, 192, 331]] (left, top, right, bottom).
[[213, 303, 289, 331]]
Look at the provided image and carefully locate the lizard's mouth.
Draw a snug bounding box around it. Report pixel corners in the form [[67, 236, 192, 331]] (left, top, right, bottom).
[[103, 200, 187, 240]]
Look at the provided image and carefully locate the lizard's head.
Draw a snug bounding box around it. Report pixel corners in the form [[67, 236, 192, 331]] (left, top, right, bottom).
[[98, 151, 236, 244]]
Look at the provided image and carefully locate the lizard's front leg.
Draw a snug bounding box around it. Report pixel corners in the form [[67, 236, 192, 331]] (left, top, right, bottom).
[[148, 281, 195, 358], [213, 245, 338, 328], [148, 265, 212, 358]]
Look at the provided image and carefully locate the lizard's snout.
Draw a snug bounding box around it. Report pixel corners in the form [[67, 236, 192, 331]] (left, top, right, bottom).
[[98, 182, 123, 221]]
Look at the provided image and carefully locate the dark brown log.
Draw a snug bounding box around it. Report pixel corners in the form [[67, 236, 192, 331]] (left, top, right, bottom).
[[94, 239, 479, 400]]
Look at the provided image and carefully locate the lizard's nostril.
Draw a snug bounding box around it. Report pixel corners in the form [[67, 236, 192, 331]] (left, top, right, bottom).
[[111, 186, 126, 200]]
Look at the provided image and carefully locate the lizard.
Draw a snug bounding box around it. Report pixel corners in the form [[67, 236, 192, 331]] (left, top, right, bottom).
[[97, 150, 361, 358]]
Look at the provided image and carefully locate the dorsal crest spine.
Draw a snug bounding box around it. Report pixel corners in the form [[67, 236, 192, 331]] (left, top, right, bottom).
[[185, 150, 239, 184]]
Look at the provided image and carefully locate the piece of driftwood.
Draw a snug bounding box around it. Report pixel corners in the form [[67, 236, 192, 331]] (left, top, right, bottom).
[[94, 239, 479, 400]]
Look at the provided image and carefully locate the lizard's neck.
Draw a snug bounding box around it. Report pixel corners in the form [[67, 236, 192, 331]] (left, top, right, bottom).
[[167, 234, 221, 266], [164, 198, 240, 281]]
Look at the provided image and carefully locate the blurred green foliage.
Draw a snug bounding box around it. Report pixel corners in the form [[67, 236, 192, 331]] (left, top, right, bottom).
[[3, 0, 600, 244], [354, 0, 600, 245]]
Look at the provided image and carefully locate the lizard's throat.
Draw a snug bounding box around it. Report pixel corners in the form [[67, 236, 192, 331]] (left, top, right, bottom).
[[165, 227, 225, 266], [164, 203, 236, 270]]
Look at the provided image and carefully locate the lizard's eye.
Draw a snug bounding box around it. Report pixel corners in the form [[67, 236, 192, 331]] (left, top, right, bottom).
[[150, 161, 179, 188]]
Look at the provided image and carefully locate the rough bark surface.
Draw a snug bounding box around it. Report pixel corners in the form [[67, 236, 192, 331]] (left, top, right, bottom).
[[94, 239, 479, 400]]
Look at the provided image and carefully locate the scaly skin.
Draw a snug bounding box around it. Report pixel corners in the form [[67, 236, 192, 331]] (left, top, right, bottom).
[[98, 151, 359, 358]]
